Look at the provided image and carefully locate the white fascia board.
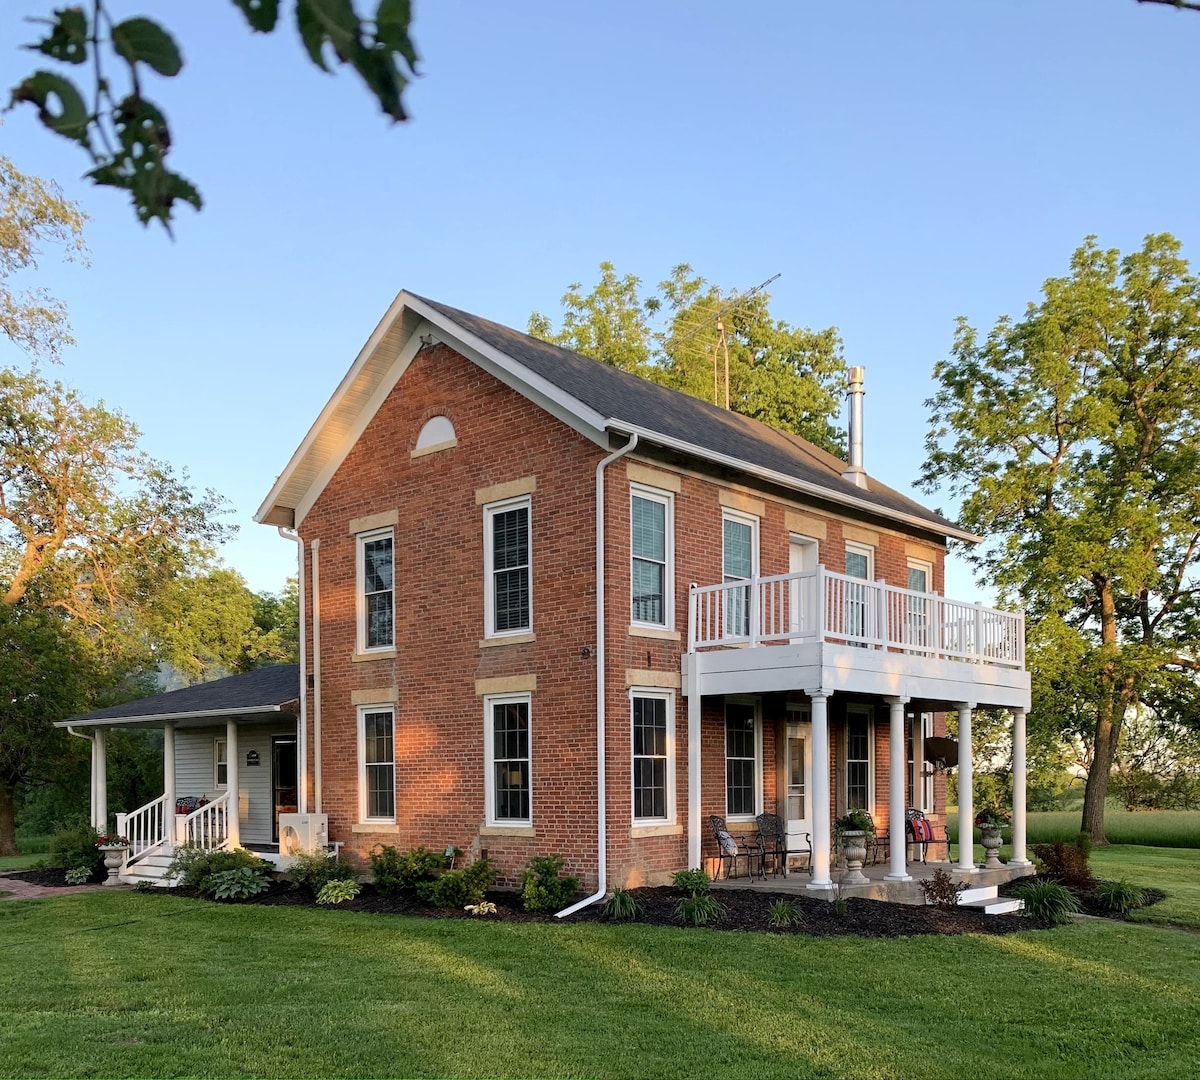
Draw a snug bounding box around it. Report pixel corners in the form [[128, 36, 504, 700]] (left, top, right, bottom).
[[605, 420, 982, 545], [55, 704, 286, 729]]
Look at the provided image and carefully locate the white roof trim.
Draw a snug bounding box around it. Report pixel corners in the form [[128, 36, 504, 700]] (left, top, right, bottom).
[[55, 704, 288, 729]]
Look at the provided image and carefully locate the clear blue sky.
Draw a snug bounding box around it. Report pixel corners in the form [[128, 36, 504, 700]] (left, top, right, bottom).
[[2, 1, 1196, 599]]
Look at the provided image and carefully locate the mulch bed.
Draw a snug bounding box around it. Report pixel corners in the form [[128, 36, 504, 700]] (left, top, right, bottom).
[[6, 868, 1163, 936]]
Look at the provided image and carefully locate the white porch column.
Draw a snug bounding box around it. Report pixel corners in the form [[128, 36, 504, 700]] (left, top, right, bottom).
[[94, 728, 108, 832], [956, 702, 976, 874], [886, 697, 911, 882], [686, 654, 702, 869], [807, 691, 833, 889], [1009, 708, 1031, 867], [163, 723, 177, 848], [226, 719, 240, 848]]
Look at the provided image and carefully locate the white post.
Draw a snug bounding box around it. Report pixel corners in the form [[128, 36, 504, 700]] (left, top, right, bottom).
[[1010, 708, 1031, 867], [876, 578, 887, 649], [226, 719, 240, 848], [94, 728, 108, 832], [807, 691, 833, 890], [956, 703, 976, 874], [687, 653, 702, 869], [748, 575, 759, 646], [163, 723, 177, 849], [886, 697, 911, 882]]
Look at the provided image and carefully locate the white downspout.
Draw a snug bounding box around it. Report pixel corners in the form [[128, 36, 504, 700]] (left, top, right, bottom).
[[310, 538, 323, 813], [277, 527, 309, 815], [556, 431, 640, 918]]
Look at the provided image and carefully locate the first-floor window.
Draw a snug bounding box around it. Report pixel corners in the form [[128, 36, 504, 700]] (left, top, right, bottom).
[[632, 692, 674, 822], [214, 738, 227, 788], [846, 707, 872, 811], [486, 694, 531, 824], [725, 699, 759, 818], [359, 707, 396, 822]]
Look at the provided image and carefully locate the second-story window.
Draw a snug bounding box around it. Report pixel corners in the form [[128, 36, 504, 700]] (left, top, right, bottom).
[[485, 497, 531, 637], [631, 486, 673, 627], [358, 528, 394, 652], [722, 510, 758, 637]]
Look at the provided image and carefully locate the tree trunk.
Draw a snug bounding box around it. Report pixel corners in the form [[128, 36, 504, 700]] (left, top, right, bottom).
[[1081, 576, 1121, 845], [0, 786, 18, 856]]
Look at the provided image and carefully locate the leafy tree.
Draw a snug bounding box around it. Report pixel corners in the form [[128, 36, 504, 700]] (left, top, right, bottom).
[[920, 234, 1200, 843], [253, 577, 300, 665], [1, 151, 87, 361], [530, 262, 847, 456], [8, 1, 419, 229]]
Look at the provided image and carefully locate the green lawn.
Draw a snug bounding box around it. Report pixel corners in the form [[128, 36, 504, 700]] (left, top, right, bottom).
[[0, 887, 1197, 1079], [0, 853, 44, 872], [1027, 809, 1200, 848], [1088, 846, 1200, 930]]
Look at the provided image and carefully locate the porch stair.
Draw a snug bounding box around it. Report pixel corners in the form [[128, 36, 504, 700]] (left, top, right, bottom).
[[120, 853, 177, 888], [956, 883, 1023, 915]]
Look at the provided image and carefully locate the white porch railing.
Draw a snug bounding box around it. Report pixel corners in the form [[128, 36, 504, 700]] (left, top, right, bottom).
[[688, 564, 1024, 669], [115, 793, 171, 867], [178, 790, 231, 849]]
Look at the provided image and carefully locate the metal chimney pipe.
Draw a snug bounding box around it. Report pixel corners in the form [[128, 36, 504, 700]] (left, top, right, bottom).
[[842, 366, 868, 489]]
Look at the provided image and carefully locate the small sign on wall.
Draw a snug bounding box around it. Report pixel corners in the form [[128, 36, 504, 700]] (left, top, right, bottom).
[[245, 750, 261, 767]]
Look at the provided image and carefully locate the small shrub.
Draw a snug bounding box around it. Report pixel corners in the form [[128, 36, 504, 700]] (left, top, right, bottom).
[[49, 823, 103, 878], [519, 854, 580, 913], [671, 867, 712, 895], [316, 878, 361, 905], [416, 858, 496, 908], [1032, 838, 1095, 889], [370, 844, 449, 897], [1095, 878, 1146, 919], [602, 887, 644, 922], [1015, 880, 1079, 925], [768, 900, 803, 928], [64, 865, 91, 885], [205, 866, 271, 901], [288, 849, 356, 896], [674, 892, 725, 926], [165, 845, 272, 892], [465, 900, 497, 916], [920, 867, 965, 909]]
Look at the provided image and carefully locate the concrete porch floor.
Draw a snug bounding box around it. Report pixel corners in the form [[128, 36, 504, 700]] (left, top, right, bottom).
[[711, 859, 1034, 906]]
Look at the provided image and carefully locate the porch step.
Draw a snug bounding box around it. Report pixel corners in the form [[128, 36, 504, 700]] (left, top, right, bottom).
[[957, 883, 1024, 915], [119, 853, 176, 888]]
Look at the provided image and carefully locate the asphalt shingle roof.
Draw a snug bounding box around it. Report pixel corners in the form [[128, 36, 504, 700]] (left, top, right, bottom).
[[60, 665, 299, 726]]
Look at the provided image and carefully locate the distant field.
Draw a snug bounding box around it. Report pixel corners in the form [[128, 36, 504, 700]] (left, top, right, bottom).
[[1027, 809, 1200, 848]]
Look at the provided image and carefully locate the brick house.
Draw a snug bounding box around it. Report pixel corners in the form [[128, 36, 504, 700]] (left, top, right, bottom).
[[61, 293, 1032, 899]]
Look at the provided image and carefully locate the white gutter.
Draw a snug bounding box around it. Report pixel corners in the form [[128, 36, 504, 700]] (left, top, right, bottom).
[[55, 704, 286, 729], [603, 420, 981, 545], [556, 432, 640, 918], [279, 527, 309, 814], [310, 538, 323, 813]]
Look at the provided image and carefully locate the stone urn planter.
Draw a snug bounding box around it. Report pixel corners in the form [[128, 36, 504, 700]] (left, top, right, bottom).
[[839, 830, 869, 885], [97, 841, 130, 885], [980, 828, 1004, 869]]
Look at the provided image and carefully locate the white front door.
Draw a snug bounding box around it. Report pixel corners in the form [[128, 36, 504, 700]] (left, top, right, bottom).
[[784, 713, 813, 850], [788, 535, 818, 641]]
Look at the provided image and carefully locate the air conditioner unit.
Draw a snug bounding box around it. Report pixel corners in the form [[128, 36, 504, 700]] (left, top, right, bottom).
[[278, 813, 329, 855]]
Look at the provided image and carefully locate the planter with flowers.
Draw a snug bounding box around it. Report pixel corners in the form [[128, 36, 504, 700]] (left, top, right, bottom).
[[974, 807, 1010, 868], [833, 809, 875, 885], [95, 833, 131, 885]]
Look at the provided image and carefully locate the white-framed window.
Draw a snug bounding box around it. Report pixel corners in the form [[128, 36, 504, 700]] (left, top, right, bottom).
[[357, 528, 395, 652], [722, 510, 759, 637], [844, 540, 874, 645], [631, 689, 675, 823], [845, 704, 874, 812], [214, 738, 228, 788], [905, 558, 933, 651], [358, 706, 396, 823], [630, 486, 674, 628], [484, 693, 531, 825], [907, 712, 934, 810], [724, 697, 761, 820], [484, 497, 531, 638]]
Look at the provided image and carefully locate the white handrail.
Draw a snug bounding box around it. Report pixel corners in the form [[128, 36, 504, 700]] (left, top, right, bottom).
[[179, 791, 231, 850], [115, 793, 170, 867], [689, 565, 1024, 668]]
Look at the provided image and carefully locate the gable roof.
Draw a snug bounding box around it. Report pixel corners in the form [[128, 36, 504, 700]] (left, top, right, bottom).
[[56, 665, 299, 728], [256, 293, 975, 543]]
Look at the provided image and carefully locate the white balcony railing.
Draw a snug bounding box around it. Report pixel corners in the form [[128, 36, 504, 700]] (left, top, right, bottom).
[[688, 565, 1024, 669], [115, 792, 171, 868], [178, 790, 231, 849]]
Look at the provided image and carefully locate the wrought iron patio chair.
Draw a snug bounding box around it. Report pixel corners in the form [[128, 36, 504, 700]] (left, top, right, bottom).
[[905, 808, 952, 863], [755, 812, 812, 877], [708, 815, 763, 880]]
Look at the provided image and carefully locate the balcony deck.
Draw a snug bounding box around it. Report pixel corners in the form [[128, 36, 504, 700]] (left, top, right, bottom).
[[683, 566, 1031, 710]]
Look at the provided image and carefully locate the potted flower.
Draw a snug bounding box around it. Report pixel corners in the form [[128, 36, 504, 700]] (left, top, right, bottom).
[[95, 833, 131, 885], [974, 807, 1009, 868], [833, 809, 875, 885]]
